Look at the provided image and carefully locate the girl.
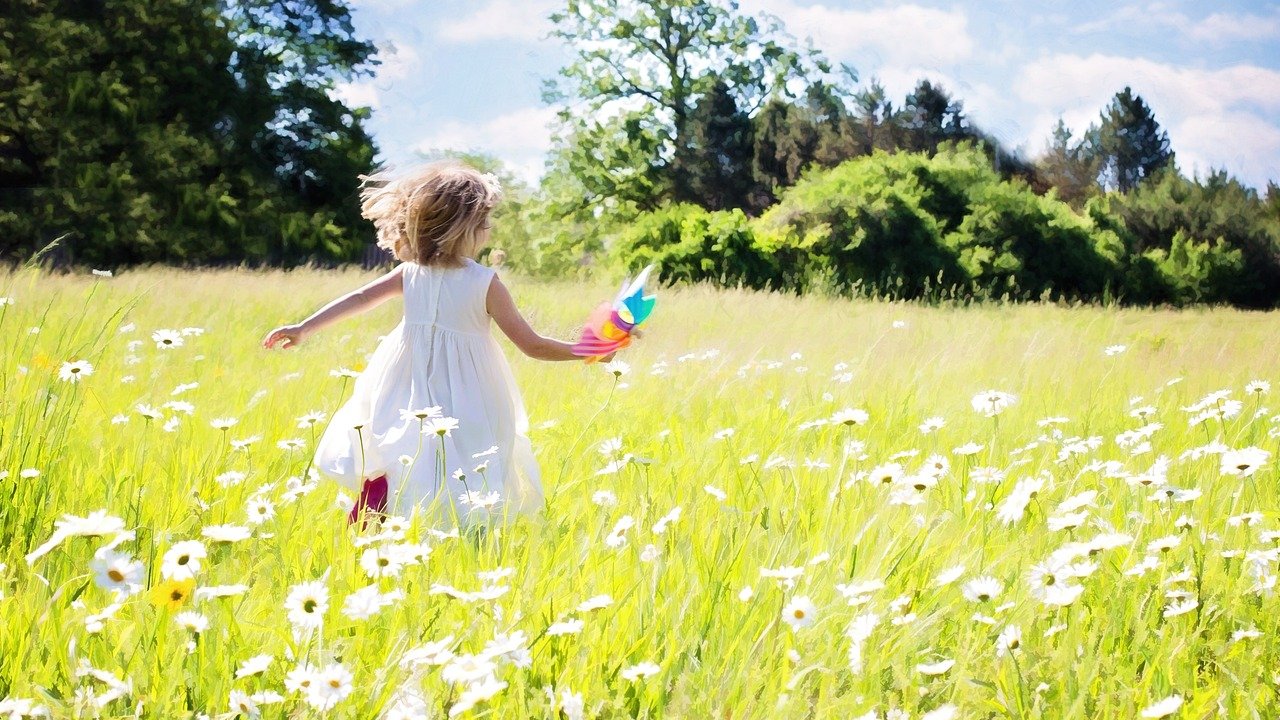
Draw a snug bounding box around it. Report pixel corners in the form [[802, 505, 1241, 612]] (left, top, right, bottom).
[[262, 161, 600, 525]]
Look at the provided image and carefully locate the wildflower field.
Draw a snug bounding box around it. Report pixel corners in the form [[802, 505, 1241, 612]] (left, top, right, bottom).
[[2, 266, 1278, 719]]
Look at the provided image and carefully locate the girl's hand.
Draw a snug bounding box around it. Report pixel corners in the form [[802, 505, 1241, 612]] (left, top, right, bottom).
[[262, 324, 307, 350]]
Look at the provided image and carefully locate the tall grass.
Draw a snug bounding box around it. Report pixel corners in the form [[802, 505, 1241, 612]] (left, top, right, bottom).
[[0, 266, 1277, 718]]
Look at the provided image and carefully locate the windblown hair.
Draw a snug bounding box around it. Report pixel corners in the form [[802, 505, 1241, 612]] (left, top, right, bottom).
[[359, 161, 502, 267]]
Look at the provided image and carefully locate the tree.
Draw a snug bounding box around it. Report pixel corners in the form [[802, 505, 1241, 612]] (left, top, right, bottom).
[[900, 80, 971, 154], [543, 0, 836, 216], [750, 100, 805, 204], [1105, 168, 1280, 306], [851, 79, 900, 154], [749, 81, 862, 212], [1096, 87, 1174, 193], [220, 0, 379, 264], [0, 0, 378, 267], [1034, 119, 1102, 208], [675, 80, 754, 211]]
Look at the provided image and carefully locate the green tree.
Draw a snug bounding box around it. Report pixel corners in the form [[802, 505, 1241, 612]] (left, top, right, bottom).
[[1096, 87, 1174, 193], [850, 78, 900, 154], [900, 80, 971, 153], [0, 0, 377, 267], [675, 80, 755, 211], [543, 0, 834, 215], [1104, 169, 1280, 306], [749, 81, 864, 212], [1034, 119, 1102, 208], [750, 99, 808, 204]]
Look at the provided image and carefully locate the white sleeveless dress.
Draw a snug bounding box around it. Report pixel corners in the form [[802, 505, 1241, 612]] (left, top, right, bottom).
[[313, 259, 544, 520]]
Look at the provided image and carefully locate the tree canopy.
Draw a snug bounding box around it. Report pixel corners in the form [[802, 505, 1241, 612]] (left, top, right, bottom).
[[0, 0, 378, 268]]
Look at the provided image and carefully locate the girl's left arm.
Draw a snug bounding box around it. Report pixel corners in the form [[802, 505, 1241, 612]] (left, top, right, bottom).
[[262, 265, 404, 350]]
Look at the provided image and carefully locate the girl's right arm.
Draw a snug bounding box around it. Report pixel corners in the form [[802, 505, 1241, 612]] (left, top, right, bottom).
[[263, 265, 405, 350], [486, 275, 586, 362]]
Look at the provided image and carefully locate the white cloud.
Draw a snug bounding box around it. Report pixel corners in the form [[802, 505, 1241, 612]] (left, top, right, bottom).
[[740, 1, 974, 67], [330, 81, 382, 109], [1073, 3, 1280, 43], [371, 39, 421, 83], [1188, 11, 1280, 42], [410, 106, 558, 183], [436, 0, 558, 44], [329, 38, 421, 110], [1172, 112, 1280, 187], [1016, 54, 1280, 188]]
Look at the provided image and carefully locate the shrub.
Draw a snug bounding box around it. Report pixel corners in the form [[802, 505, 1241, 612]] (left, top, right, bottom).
[[754, 150, 965, 298], [612, 204, 777, 290]]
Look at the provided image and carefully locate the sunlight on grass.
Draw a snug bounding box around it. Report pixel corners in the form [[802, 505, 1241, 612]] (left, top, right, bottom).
[[1, 267, 1277, 718]]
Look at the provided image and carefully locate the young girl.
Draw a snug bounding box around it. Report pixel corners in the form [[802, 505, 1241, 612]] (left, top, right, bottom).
[[262, 161, 599, 524]]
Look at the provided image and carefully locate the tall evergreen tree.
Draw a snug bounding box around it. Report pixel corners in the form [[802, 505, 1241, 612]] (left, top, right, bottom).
[[751, 100, 798, 203], [851, 79, 899, 154], [900, 79, 971, 153], [1097, 86, 1174, 193], [805, 81, 861, 169], [1034, 119, 1102, 207], [675, 80, 754, 211]]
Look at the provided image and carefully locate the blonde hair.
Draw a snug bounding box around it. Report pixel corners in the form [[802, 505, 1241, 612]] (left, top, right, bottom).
[[359, 161, 503, 267]]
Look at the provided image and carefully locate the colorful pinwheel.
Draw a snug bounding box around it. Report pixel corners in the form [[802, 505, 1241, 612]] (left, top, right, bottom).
[[571, 265, 657, 363]]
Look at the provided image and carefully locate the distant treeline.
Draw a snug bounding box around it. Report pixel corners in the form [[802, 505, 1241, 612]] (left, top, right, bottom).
[[3, 1, 1279, 307], [610, 146, 1280, 307], [514, 1, 1280, 308]]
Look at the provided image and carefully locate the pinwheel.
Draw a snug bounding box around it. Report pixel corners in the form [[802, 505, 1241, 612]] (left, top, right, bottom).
[[571, 265, 657, 362]]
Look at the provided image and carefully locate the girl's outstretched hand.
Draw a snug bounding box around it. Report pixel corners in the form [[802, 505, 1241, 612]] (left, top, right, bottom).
[[262, 324, 307, 350]]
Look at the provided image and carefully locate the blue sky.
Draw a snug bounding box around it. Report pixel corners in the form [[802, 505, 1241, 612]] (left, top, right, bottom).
[[338, 0, 1280, 190]]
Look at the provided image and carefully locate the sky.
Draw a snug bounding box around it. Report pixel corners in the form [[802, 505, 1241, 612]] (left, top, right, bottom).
[[337, 0, 1280, 190]]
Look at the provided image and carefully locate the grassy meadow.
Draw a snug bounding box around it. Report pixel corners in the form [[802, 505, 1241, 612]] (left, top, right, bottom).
[[1, 266, 1278, 719]]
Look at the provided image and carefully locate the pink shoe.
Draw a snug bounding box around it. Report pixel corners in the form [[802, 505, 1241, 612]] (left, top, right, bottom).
[[348, 474, 389, 527]]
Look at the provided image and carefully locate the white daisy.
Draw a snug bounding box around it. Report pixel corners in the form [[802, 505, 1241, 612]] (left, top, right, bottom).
[[246, 497, 275, 525], [152, 329, 184, 349], [447, 676, 507, 717], [423, 417, 460, 437], [284, 580, 329, 630], [401, 637, 457, 668], [781, 596, 817, 631], [58, 360, 94, 383], [996, 625, 1022, 657], [90, 549, 143, 594], [441, 654, 498, 685], [962, 576, 1003, 603], [831, 408, 869, 426], [577, 595, 613, 612], [1140, 694, 1182, 718], [304, 662, 353, 711], [160, 540, 206, 581], [601, 360, 630, 378], [235, 654, 272, 679], [341, 585, 403, 621], [971, 390, 1017, 417], [547, 618, 584, 636], [175, 611, 209, 635], [284, 663, 320, 695], [1220, 447, 1269, 478], [194, 584, 249, 601], [620, 661, 660, 681]]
